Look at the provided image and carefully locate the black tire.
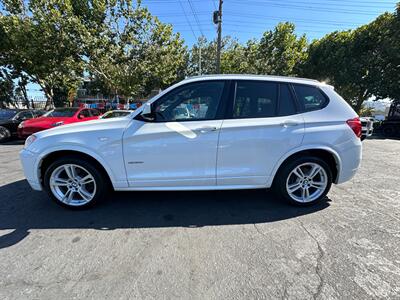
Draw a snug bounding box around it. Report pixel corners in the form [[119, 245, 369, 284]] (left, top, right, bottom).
[[43, 155, 109, 209], [383, 126, 394, 137], [273, 156, 333, 206], [0, 126, 11, 143]]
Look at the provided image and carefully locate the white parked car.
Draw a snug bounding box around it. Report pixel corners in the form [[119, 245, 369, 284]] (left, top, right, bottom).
[[359, 117, 374, 140], [20, 75, 362, 209]]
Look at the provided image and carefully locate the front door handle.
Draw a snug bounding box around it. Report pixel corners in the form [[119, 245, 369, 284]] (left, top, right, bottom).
[[195, 126, 218, 133], [281, 120, 300, 127]]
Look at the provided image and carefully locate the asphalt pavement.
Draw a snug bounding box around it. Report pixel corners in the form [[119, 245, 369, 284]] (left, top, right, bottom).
[[0, 138, 399, 299]]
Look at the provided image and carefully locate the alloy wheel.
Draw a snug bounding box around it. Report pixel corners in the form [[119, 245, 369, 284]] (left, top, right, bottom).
[[49, 164, 97, 206], [285, 162, 328, 203]]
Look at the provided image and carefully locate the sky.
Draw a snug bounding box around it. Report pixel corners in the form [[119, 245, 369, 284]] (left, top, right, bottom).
[[26, 0, 398, 98], [141, 0, 398, 45]]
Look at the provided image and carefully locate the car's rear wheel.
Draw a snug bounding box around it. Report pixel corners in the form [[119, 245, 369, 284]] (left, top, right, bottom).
[[274, 156, 332, 206], [44, 156, 109, 209], [0, 126, 11, 143]]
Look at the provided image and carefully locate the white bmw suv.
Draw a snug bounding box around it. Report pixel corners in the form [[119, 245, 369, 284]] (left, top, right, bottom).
[[20, 75, 362, 209]]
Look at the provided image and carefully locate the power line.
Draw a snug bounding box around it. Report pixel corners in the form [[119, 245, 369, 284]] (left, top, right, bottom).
[[178, 0, 198, 40], [228, 1, 389, 16], [187, 0, 205, 36]]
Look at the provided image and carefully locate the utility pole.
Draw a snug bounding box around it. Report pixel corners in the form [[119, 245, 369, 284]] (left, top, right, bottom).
[[199, 46, 202, 75], [214, 0, 223, 73]]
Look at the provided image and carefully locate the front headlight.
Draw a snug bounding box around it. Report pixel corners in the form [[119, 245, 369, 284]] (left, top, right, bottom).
[[24, 134, 37, 148], [18, 121, 25, 128], [51, 121, 64, 127]]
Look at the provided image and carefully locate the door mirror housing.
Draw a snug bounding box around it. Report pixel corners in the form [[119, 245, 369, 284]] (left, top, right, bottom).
[[142, 102, 152, 115], [138, 102, 155, 121]]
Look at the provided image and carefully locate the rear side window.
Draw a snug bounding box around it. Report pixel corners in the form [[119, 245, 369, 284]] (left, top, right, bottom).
[[293, 84, 328, 112], [278, 84, 297, 116], [233, 81, 278, 118]]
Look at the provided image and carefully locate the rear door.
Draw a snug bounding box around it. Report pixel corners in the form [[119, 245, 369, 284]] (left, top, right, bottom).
[[216, 80, 305, 187]]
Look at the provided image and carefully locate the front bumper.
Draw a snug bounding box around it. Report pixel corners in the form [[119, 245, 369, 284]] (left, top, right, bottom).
[[19, 148, 42, 191], [18, 126, 47, 139]]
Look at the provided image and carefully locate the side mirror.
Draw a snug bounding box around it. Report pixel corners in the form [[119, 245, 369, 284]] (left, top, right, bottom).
[[137, 102, 155, 122], [142, 102, 152, 115], [78, 114, 84, 119]]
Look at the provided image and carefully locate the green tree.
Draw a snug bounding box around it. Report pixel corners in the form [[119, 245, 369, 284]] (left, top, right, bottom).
[[301, 4, 400, 113], [79, 0, 188, 98], [0, 0, 85, 109], [364, 4, 400, 100], [256, 22, 308, 75]]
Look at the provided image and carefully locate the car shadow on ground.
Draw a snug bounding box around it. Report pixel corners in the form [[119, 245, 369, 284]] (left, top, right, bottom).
[[0, 139, 24, 145], [367, 135, 400, 141], [0, 179, 330, 248]]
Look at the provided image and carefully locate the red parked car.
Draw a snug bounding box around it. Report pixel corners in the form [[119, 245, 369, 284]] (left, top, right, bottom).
[[18, 107, 101, 139]]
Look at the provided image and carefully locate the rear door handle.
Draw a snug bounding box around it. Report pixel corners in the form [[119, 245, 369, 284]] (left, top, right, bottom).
[[281, 120, 300, 127]]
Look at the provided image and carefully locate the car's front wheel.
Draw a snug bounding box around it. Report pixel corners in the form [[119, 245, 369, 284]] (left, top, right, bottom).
[[274, 156, 332, 206], [44, 156, 109, 209]]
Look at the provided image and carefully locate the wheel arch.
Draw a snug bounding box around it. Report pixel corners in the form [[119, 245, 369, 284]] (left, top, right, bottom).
[[38, 149, 114, 189], [269, 146, 341, 186]]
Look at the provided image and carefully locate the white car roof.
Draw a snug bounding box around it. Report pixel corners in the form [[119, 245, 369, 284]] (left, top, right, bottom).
[[181, 74, 325, 86]]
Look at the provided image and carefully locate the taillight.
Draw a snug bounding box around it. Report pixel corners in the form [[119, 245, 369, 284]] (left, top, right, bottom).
[[346, 117, 362, 138]]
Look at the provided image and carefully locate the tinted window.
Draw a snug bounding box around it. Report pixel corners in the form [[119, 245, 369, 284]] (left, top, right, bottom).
[[154, 81, 225, 121], [278, 84, 297, 116], [233, 81, 278, 118], [101, 111, 131, 119], [16, 111, 33, 120], [44, 108, 79, 117], [33, 110, 46, 117], [79, 109, 91, 118], [90, 109, 100, 116], [293, 84, 328, 112]]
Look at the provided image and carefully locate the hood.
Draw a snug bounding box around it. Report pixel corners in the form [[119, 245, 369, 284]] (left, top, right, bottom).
[[23, 116, 70, 126], [35, 117, 132, 138]]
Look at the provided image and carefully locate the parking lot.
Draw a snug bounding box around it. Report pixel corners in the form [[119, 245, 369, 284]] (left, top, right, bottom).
[[0, 139, 399, 299]]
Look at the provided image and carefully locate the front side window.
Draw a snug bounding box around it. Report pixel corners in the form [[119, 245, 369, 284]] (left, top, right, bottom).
[[233, 81, 278, 118], [79, 109, 91, 118], [293, 84, 328, 112], [153, 81, 225, 122]]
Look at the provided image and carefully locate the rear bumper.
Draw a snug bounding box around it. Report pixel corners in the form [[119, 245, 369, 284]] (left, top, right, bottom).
[[336, 140, 362, 184], [19, 148, 42, 191]]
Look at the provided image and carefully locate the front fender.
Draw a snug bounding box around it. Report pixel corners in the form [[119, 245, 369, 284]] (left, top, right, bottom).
[[34, 143, 128, 189]]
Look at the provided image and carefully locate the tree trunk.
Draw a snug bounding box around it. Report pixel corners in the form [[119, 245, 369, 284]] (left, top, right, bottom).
[[19, 80, 30, 109], [44, 87, 54, 110], [353, 89, 369, 115]]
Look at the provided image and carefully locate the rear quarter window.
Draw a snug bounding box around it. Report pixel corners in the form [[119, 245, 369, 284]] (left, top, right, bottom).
[[293, 84, 329, 112]]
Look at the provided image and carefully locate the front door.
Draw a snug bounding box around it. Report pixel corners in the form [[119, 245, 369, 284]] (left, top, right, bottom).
[[217, 80, 305, 187], [123, 80, 228, 188]]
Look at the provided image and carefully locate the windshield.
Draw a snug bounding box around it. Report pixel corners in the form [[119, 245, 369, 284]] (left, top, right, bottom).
[[0, 110, 18, 120], [43, 108, 78, 118], [101, 111, 131, 119]]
